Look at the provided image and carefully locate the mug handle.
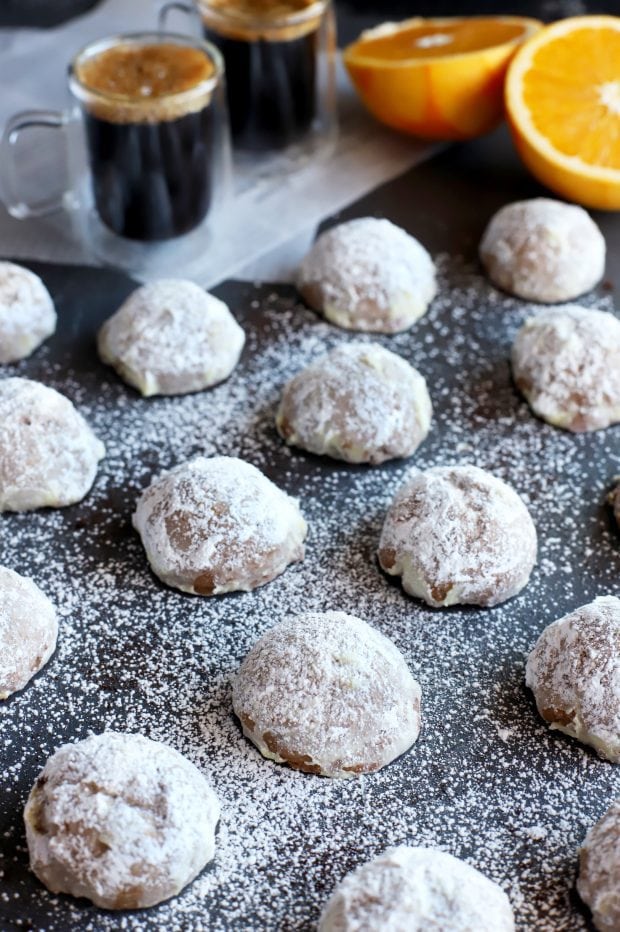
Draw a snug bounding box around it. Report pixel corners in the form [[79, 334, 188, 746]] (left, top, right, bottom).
[[158, 2, 202, 34], [0, 110, 69, 219]]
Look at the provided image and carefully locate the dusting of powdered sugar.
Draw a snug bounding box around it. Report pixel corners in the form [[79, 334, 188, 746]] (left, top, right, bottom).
[[97, 280, 245, 398], [24, 731, 221, 911], [0, 566, 58, 700], [0, 377, 105, 512], [276, 342, 431, 464], [525, 596, 620, 764], [132, 455, 307, 595], [511, 305, 620, 433], [576, 799, 620, 931], [296, 218, 437, 333], [0, 253, 619, 931], [377, 464, 538, 608], [232, 611, 421, 778], [0, 261, 56, 365], [479, 198, 606, 304], [318, 845, 515, 931]]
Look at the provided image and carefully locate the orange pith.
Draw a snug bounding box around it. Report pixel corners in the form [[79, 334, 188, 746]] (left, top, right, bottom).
[[343, 16, 541, 141], [506, 16, 620, 210]]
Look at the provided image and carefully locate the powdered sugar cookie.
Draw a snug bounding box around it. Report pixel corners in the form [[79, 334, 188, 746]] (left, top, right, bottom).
[[0, 378, 105, 512], [577, 800, 620, 931], [296, 218, 436, 334], [479, 198, 605, 303], [525, 596, 620, 762], [0, 261, 56, 364], [378, 465, 537, 608], [319, 846, 515, 931], [98, 279, 245, 397], [133, 456, 307, 595], [511, 306, 620, 432], [24, 731, 220, 910], [233, 611, 421, 778], [0, 566, 58, 699], [276, 343, 432, 464]]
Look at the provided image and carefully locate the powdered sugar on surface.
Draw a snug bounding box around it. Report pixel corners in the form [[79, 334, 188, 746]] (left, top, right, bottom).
[[0, 254, 619, 931]]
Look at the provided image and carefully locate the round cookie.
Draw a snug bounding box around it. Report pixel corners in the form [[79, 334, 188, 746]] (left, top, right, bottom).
[[276, 342, 432, 465], [296, 218, 437, 334], [319, 846, 515, 931], [98, 279, 245, 397], [511, 305, 620, 432], [24, 731, 220, 910], [232, 611, 421, 778], [378, 464, 537, 608], [0, 378, 105, 512], [0, 261, 56, 364], [479, 198, 605, 303], [577, 800, 620, 932], [0, 566, 58, 699], [133, 455, 307, 595], [525, 596, 620, 762]]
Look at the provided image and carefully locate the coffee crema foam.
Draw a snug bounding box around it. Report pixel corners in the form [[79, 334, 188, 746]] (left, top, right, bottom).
[[200, 0, 325, 42], [73, 43, 216, 124]]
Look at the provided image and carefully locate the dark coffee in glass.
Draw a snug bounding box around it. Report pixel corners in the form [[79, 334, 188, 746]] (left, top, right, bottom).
[[199, 0, 327, 152], [71, 40, 221, 241]]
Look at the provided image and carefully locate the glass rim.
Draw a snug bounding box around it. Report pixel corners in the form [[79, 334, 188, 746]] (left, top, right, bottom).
[[68, 31, 224, 108], [197, 0, 328, 31]]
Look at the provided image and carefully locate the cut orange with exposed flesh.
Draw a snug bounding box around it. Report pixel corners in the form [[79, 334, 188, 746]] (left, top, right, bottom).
[[343, 16, 541, 140], [506, 16, 620, 210]]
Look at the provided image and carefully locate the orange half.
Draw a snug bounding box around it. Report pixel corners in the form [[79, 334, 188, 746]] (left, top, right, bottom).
[[506, 15, 620, 210], [343, 16, 541, 140]]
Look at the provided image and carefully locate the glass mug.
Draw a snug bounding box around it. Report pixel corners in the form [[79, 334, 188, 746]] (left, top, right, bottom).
[[0, 31, 231, 272], [161, 0, 337, 165]]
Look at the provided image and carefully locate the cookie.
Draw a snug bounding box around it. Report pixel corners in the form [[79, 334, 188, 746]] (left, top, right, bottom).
[[24, 732, 220, 910], [0, 566, 58, 699], [0, 261, 56, 364], [319, 846, 515, 931], [276, 342, 432, 464], [0, 378, 105, 512], [577, 800, 620, 931], [233, 611, 421, 778], [525, 596, 620, 762], [98, 279, 245, 397], [133, 456, 307, 595], [479, 198, 605, 303], [511, 305, 620, 432], [296, 218, 436, 334], [378, 465, 537, 608]]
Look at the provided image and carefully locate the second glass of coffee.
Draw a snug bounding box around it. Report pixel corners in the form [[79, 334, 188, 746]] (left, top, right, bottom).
[[189, 0, 336, 159]]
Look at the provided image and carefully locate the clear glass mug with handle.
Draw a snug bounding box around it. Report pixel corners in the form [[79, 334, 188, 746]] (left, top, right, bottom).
[[0, 30, 232, 273], [160, 0, 337, 173]]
